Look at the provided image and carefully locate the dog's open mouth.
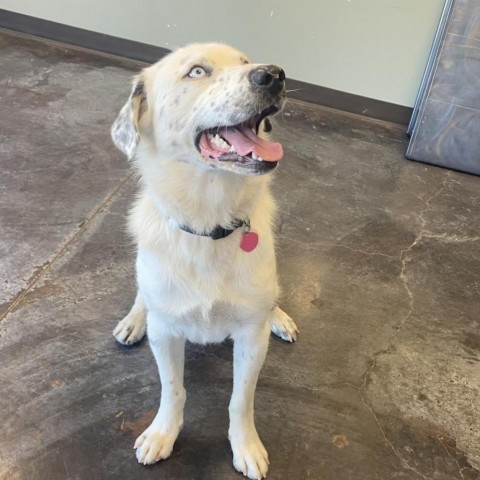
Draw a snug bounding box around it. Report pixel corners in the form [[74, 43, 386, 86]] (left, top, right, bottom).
[[195, 106, 282, 169]]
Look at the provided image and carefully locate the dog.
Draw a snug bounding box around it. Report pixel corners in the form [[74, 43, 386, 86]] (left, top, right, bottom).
[[111, 42, 298, 480]]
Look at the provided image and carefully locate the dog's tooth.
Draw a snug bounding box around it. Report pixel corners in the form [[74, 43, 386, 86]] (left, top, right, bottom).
[[218, 138, 229, 149], [229, 144, 236, 153], [251, 152, 258, 160], [211, 134, 230, 150], [257, 156, 263, 161]]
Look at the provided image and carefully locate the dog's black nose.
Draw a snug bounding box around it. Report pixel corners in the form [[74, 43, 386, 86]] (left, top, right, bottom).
[[249, 65, 285, 96]]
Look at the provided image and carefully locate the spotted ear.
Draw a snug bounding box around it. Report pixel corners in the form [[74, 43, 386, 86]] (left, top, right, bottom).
[[111, 77, 146, 159]]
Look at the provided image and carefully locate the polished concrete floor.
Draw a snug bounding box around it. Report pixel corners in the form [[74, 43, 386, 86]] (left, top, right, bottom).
[[1, 29, 479, 480]]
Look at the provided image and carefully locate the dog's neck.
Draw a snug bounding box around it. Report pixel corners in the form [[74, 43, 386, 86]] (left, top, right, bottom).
[[138, 157, 272, 233]]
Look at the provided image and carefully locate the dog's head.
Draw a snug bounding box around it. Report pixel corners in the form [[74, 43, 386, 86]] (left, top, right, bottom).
[[111, 43, 286, 175]]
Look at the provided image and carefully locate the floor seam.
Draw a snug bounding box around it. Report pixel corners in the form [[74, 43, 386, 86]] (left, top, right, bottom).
[[355, 172, 457, 480], [0, 172, 134, 328]]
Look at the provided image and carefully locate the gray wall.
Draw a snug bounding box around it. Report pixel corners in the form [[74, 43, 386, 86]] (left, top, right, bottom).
[[1, 0, 446, 107]]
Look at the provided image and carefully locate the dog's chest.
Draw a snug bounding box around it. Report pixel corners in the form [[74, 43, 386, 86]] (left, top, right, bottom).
[[137, 238, 276, 342]]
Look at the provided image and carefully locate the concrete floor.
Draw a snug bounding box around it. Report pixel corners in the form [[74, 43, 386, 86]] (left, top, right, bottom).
[[1, 29, 479, 480]]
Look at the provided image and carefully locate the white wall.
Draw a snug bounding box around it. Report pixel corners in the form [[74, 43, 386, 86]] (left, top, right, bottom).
[[0, 0, 446, 107]]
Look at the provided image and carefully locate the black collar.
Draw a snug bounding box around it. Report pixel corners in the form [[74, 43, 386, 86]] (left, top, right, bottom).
[[179, 219, 246, 240]]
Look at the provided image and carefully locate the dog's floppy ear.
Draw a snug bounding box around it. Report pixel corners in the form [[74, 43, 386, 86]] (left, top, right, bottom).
[[111, 77, 146, 159]]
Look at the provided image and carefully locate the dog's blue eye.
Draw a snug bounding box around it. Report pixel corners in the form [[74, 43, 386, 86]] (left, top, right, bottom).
[[188, 66, 207, 78]]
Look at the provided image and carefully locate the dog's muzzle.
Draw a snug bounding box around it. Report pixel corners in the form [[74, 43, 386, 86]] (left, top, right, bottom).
[[195, 64, 287, 175]]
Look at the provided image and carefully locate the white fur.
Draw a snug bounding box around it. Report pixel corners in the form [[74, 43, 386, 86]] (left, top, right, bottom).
[[111, 43, 298, 479]]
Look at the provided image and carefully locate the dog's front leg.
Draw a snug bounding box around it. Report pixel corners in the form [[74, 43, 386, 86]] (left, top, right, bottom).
[[229, 321, 270, 480], [135, 316, 186, 465]]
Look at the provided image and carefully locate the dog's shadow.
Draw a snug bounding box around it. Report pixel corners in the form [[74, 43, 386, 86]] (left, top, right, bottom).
[[168, 428, 238, 479]]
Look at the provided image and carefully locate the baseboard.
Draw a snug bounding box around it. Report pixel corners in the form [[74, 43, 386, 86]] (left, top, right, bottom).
[[0, 8, 412, 125], [0, 8, 169, 63], [285, 79, 412, 125]]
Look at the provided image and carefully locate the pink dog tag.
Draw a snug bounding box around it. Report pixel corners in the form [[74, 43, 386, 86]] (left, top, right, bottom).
[[240, 231, 259, 252]]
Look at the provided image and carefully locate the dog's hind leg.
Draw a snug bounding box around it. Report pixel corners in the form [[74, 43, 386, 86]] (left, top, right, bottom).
[[269, 306, 298, 342], [113, 291, 146, 345]]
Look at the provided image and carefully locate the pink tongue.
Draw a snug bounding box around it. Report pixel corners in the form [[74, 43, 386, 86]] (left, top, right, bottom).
[[221, 127, 283, 162]]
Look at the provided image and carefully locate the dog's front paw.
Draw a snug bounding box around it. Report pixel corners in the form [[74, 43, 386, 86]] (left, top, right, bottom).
[[134, 429, 177, 465], [269, 307, 298, 342], [230, 432, 269, 479], [113, 310, 146, 345]]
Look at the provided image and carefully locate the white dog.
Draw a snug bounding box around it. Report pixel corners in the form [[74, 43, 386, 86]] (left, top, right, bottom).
[[111, 42, 298, 480]]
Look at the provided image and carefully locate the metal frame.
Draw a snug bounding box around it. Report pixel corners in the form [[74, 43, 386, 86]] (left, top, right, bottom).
[[407, 0, 456, 136]]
